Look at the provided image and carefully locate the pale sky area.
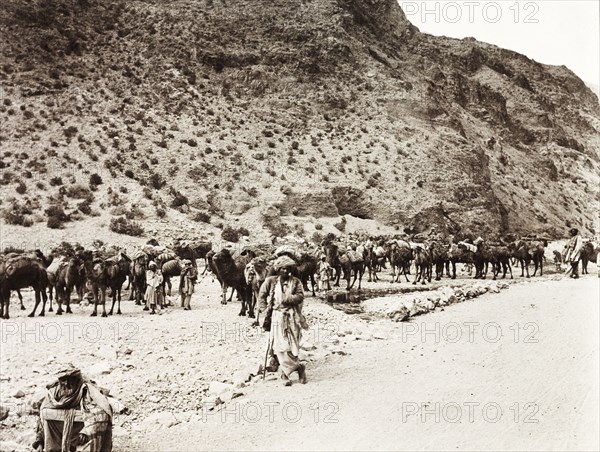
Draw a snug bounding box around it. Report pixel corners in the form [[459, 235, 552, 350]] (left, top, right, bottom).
[[399, 0, 600, 88]]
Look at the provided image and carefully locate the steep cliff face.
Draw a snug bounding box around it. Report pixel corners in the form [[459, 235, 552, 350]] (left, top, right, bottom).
[[0, 0, 598, 241]]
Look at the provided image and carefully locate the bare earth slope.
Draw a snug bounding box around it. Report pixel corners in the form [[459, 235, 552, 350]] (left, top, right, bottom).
[[147, 277, 599, 451], [1, 0, 599, 243]]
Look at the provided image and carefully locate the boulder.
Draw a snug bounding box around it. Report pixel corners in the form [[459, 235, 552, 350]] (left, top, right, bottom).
[[208, 381, 234, 396], [232, 370, 252, 387], [13, 390, 25, 399]]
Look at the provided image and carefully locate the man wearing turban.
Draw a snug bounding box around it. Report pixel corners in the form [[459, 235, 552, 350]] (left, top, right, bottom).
[[32, 365, 113, 452], [258, 255, 308, 385]]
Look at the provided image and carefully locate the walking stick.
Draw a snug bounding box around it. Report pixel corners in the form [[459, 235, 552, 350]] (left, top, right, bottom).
[[263, 334, 272, 381]]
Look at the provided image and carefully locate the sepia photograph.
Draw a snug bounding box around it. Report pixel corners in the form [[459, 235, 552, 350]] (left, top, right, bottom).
[[0, 0, 598, 450]]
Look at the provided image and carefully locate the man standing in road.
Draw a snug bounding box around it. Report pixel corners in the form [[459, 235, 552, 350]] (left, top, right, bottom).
[[564, 228, 584, 279], [179, 259, 197, 310], [258, 255, 308, 386]]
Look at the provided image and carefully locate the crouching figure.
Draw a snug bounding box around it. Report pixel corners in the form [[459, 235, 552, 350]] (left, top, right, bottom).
[[33, 365, 113, 452]]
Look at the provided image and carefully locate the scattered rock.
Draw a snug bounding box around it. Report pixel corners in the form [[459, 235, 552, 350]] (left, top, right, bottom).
[[86, 361, 114, 376], [136, 411, 178, 432], [1, 404, 9, 421], [13, 390, 25, 399]]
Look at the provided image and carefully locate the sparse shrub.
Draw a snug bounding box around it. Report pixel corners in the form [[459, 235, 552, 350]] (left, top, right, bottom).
[[125, 169, 134, 178], [63, 126, 78, 139], [149, 173, 165, 189], [89, 173, 103, 186], [77, 200, 92, 215], [192, 211, 211, 223], [16, 182, 27, 194], [49, 177, 63, 186], [45, 205, 69, 229], [66, 184, 94, 201], [2, 210, 25, 225], [245, 187, 258, 197], [238, 227, 250, 237], [334, 216, 346, 232], [315, 223, 323, 230], [47, 216, 63, 229], [109, 216, 144, 236], [221, 225, 241, 243], [170, 191, 189, 208], [156, 207, 166, 218]]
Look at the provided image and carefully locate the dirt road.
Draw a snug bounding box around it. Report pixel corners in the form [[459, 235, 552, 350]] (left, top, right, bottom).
[[1, 273, 598, 451], [145, 277, 599, 451]]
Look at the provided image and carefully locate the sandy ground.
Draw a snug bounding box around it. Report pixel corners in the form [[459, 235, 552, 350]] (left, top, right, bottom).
[[0, 263, 598, 451]]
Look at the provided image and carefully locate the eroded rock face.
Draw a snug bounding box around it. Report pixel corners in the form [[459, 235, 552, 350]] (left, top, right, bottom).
[[331, 187, 373, 219], [280, 191, 339, 217]]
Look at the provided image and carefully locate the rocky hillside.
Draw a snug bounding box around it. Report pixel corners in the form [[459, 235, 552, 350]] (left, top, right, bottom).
[[1, 0, 598, 246]]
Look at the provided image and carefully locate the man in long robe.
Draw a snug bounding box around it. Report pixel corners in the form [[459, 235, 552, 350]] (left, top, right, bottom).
[[564, 228, 584, 278], [144, 261, 162, 314], [258, 255, 308, 386], [179, 259, 197, 310]]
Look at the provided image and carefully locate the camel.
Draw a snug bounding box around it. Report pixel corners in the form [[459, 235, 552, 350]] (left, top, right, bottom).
[[173, 242, 197, 268], [324, 243, 364, 291], [363, 246, 380, 282], [0, 254, 49, 319], [212, 248, 253, 316], [447, 243, 475, 279], [580, 242, 597, 275], [508, 240, 532, 277], [295, 252, 318, 296], [529, 240, 547, 276], [206, 250, 235, 302], [82, 252, 108, 317], [46, 252, 85, 315], [191, 241, 213, 272], [412, 244, 432, 285], [104, 253, 130, 315], [161, 259, 181, 298], [386, 242, 412, 283], [429, 241, 449, 281], [487, 245, 513, 280]]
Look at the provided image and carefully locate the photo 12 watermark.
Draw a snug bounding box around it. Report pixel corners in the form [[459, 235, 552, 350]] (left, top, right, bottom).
[[401, 401, 540, 424], [0, 320, 140, 345], [394, 321, 540, 344], [400, 1, 540, 24], [199, 320, 341, 345], [202, 400, 340, 424]]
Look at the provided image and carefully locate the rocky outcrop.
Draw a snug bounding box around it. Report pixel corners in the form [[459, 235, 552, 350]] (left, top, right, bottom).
[[1, 0, 598, 238]]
